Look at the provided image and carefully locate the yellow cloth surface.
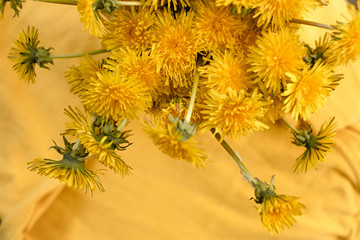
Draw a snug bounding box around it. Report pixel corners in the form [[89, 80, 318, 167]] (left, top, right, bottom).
[[1, 1, 360, 239]]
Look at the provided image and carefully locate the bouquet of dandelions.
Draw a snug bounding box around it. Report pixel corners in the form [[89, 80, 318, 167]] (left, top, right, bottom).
[[3, 0, 360, 234]]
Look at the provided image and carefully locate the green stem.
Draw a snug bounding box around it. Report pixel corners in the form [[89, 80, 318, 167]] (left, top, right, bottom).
[[280, 118, 300, 135], [34, 0, 77, 5], [116, 1, 144, 6], [290, 19, 334, 30], [185, 70, 199, 123], [51, 49, 108, 59], [210, 128, 256, 185]]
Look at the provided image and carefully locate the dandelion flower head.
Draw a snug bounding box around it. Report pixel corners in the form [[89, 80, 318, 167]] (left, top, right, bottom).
[[8, 26, 53, 84], [28, 137, 104, 194], [247, 29, 306, 94], [143, 117, 207, 168], [79, 69, 152, 121], [77, 0, 109, 37], [201, 89, 269, 140], [330, 0, 360, 64], [199, 51, 252, 93], [102, 8, 154, 51], [64, 107, 132, 175], [283, 60, 341, 121], [254, 177, 305, 234], [292, 117, 337, 172], [66, 53, 102, 95], [152, 10, 199, 88], [194, 1, 239, 51]]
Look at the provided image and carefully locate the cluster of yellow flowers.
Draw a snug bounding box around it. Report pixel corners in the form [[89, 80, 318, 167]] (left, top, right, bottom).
[[4, 0, 360, 234]]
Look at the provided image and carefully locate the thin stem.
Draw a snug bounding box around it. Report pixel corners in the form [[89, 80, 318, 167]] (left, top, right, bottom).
[[210, 128, 256, 185], [116, 1, 144, 6], [290, 19, 334, 30], [281, 118, 300, 135], [51, 49, 108, 59], [185, 70, 199, 123], [34, 0, 77, 5]]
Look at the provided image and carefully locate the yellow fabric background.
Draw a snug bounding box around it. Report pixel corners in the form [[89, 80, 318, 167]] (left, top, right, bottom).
[[0, 1, 360, 239]]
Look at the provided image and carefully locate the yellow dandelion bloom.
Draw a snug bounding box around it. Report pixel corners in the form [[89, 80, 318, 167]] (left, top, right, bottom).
[[330, 0, 360, 64], [247, 29, 306, 94], [64, 107, 132, 175], [65, 53, 102, 95], [253, 177, 305, 234], [199, 51, 252, 93], [80, 69, 152, 121], [194, 2, 239, 50], [28, 137, 104, 194], [258, 194, 305, 234], [102, 8, 154, 51], [227, 14, 262, 56], [28, 158, 104, 194], [252, 0, 318, 28], [8, 26, 53, 84], [152, 10, 199, 88], [143, 118, 207, 168], [105, 49, 161, 94], [77, 0, 108, 37], [215, 0, 254, 9], [201, 89, 269, 139], [283, 60, 341, 121], [144, 0, 190, 10], [292, 117, 336, 172]]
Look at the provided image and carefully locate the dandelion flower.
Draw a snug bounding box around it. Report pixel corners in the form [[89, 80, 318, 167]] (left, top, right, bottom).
[[152, 10, 199, 88], [65, 53, 102, 95], [252, 0, 317, 28], [8, 26, 53, 84], [105, 49, 160, 94], [77, 0, 109, 37], [247, 29, 306, 94], [283, 60, 341, 121], [199, 51, 252, 93], [143, 118, 207, 168], [80, 69, 152, 121], [330, 0, 360, 64], [28, 137, 104, 194], [201, 89, 269, 140], [292, 117, 337, 172], [102, 8, 154, 51], [194, 2, 239, 50], [253, 177, 305, 234], [64, 107, 132, 175]]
